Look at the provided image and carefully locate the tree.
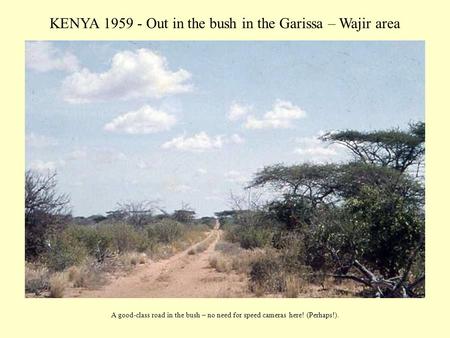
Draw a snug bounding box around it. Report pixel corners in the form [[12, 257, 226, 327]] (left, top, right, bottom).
[[320, 121, 425, 173], [25, 170, 71, 259], [112, 200, 159, 228], [326, 163, 424, 277], [241, 122, 425, 296], [171, 202, 195, 223], [248, 163, 339, 228]]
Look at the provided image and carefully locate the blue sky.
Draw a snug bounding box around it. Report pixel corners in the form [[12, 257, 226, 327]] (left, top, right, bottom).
[[25, 41, 424, 217]]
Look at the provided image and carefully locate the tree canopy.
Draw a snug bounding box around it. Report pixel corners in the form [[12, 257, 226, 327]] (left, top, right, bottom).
[[320, 121, 424, 173]]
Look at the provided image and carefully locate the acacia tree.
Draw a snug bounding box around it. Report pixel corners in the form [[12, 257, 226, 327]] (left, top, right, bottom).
[[320, 122, 425, 174], [112, 200, 160, 228], [247, 122, 425, 296], [247, 163, 339, 229], [25, 170, 71, 259], [173, 203, 196, 223]]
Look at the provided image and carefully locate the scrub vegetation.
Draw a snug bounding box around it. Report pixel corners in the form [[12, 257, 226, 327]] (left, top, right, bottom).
[[25, 122, 424, 298]]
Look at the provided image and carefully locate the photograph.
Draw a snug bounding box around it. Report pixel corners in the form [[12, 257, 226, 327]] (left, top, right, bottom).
[[25, 41, 425, 298]]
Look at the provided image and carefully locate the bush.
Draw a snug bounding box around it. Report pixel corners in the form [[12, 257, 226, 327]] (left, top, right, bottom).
[[284, 274, 303, 298], [65, 225, 112, 262], [102, 222, 143, 253], [209, 255, 232, 273], [45, 232, 88, 271], [67, 260, 105, 289], [249, 251, 285, 293], [25, 263, 50, 294], [49, 273, 66, 298], [146, 219, 186, 244], [25, 170, 71, 260], [227, 225, 274, 249], [214, 241, 242, 255]]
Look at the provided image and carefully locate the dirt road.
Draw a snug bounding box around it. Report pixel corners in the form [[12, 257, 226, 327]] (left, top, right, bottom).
[[69, 229, 251, 298]]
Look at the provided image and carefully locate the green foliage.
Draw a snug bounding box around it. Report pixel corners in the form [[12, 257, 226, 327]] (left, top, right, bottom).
[[146, 219, 186, 244], [267, 198, 314, 229], [172, 209, 196, 223], [320, 122, 425, 173], [45, 232, 88, 271], [242, 122, 425, 290], [249, 252, 285, 293], [64, 225, 112, 261], [248, 163, 338, 205], [100, 222, 142, 253], [227, 225, 274, 249], [25, 170, 71, 259], [342, 183, 424, 276]]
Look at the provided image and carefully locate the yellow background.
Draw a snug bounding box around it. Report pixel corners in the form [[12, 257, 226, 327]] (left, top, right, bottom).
[[0, 0, 448, 336]]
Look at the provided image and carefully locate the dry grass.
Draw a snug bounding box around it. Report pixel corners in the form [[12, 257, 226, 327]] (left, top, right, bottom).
[[66, 261, 105, 289], [194, 241, 210, 253], [138, 253, 147, 264], [186, 232, 216, 255], [150, 230, 208, 260], [67, 266, 82, 284], [284, 274, 304, 298], [209, 255, 232, 273], [120, 252, 140, 270], [209, 242, 362, 298], [25, 263, 50, 295], [214, 241, 241, 255], [49, 273, 67, 298]]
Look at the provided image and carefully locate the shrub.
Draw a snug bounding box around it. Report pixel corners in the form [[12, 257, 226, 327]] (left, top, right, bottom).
[[25, 263, 50, 294], [45, 232, 88, 271], [214, 241, 241, 255], [249, 251, 285, 293], [209, 255, 231, 273], [68, 260, 105, 288], [25, 170, 70, 260], [49, 273, 66, 298], [120, 252, 140, 269], [283, 274, 303, 298], [102, 223, 142, 253], [228, 225, 274, 249], [65, 225, 112, 262], [138, 253, 147, 264], [147, 219, 186, 244]]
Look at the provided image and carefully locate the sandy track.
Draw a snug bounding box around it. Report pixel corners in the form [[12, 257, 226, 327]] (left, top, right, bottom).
[[68, 229, 251, 298]]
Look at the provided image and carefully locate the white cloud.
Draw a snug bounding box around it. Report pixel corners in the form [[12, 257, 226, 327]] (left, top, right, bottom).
[[228, 102, 252, 121], [94, 149, 127, 164], [136, 159, 153, 169], [26, 41, 79, 73], [244, 100, 306, 129], [66, 147, 126, 164], [29, 160, 65, 173], [162, 132, 244, 152], [224, 170, 249, 184], [230, 133, 245, 144], [104, 105, 176, 134], [67, 149, 87, 160], [293, 134, 347, 162], [26, 133, 58, 148], [197, 168, 208, 175], [167, 183, 192, 193], [162, 132, 224, 152], [62, 48, 192, 103]]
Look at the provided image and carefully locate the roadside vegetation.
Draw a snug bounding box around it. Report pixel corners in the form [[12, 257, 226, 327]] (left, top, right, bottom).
[[211, 122, 425, 298], [25, 175, 212, 297], [25, 121, 425, 298]]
